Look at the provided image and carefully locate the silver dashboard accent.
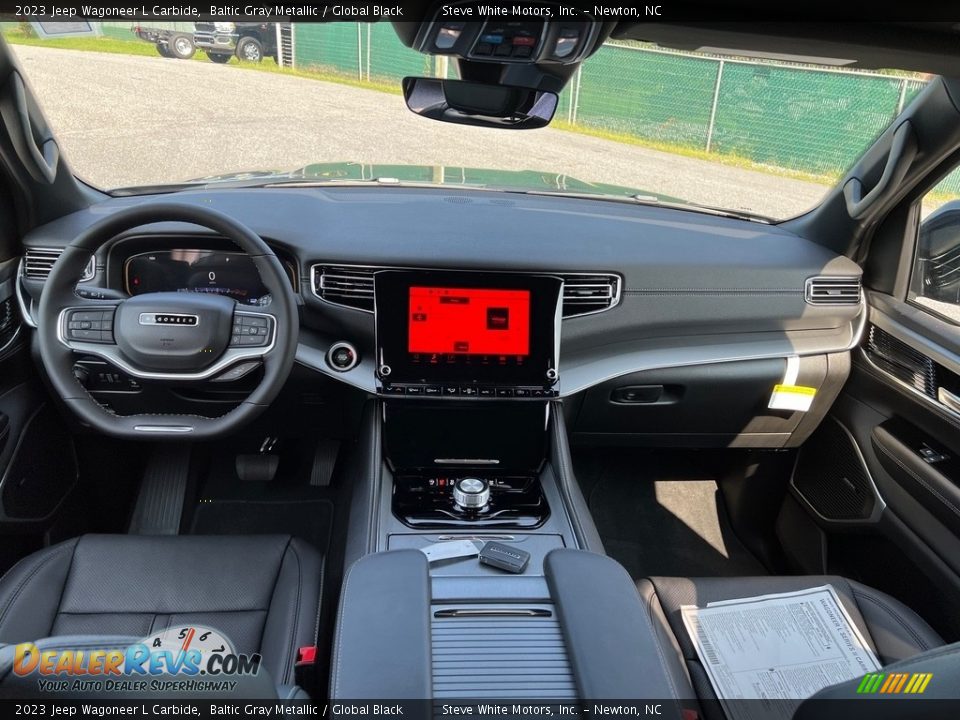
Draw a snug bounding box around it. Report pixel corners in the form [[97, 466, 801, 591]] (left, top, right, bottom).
[[56, 308, 276, 381], [16, 262, 38, 328], [938, 387, 960, 414]]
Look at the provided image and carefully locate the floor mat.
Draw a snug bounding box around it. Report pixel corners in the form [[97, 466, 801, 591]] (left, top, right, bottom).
[[190, 496, 333, 553], [186, 438, 340, 555], [577, 450, 766, 579]]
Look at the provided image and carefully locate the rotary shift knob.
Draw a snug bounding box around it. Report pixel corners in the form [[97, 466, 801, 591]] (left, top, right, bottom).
[[453, 477, 490, 510]]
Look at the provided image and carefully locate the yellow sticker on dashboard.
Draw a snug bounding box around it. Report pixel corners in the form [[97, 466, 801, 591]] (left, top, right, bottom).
[[768, 384, 817, 412]]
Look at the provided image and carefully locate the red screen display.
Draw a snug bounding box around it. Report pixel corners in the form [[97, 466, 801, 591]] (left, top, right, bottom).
[[408, 286, 530, 357]]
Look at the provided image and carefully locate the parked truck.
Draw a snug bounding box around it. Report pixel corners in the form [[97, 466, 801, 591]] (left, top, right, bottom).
[[131, 22, 196, 60], [193, 22, 280, 64]]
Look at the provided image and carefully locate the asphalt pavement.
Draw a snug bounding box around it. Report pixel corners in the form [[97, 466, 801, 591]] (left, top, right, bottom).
[[12, 45, 828, 218]]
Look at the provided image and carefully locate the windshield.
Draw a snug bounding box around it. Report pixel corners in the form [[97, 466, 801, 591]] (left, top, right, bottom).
[[3, 20, 957, 220]]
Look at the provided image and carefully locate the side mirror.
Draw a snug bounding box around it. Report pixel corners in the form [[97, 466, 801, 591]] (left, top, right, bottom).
[[915, 200, 960, 302], [402, 77, 558, 130]]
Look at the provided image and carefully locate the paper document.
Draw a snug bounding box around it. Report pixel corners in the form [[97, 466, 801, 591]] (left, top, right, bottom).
[[680, 585, 881, 720]]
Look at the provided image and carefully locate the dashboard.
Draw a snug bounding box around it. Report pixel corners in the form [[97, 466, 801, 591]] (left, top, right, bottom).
[[17, 185, 865, 446]]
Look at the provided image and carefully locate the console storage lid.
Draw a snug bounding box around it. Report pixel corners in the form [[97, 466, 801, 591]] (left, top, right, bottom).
[[330, 550, 432, 699], [331, 548, 688, 712]]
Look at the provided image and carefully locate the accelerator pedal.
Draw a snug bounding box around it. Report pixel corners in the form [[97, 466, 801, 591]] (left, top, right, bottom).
[[128, 445, 192, 535], [310, 439, 340, 487]]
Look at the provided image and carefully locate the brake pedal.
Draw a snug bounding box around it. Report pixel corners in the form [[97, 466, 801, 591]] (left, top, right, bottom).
[[235, 454, 280, 483]]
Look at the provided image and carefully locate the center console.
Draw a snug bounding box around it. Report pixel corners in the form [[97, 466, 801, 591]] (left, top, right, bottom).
[[374, 270, 565, 536], [332, 270, 666, 703]]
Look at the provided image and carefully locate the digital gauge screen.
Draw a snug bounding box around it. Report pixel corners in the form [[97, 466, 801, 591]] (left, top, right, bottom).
[[124, 250, 271, 306], [408, 286, 531, 358]]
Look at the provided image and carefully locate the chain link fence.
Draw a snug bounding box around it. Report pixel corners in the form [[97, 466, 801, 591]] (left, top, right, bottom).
[[287, 25, 960, 194]]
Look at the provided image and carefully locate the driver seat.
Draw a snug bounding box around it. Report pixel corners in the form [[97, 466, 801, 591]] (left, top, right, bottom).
[[0, 534, 323, 695]]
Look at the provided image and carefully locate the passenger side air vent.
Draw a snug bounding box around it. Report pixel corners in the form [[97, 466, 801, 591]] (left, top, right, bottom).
[[561, 273, 620, 318], [312, 264, 622, 318], [865, 324, 937, 398], [312, 265, 375, 311], [805, 276, 862, 305], [23, 248, 95, 282]]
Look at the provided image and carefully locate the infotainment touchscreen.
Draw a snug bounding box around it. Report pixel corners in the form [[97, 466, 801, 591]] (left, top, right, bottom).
[[408, 287, 530, 358], [375, 271, 562, 391]]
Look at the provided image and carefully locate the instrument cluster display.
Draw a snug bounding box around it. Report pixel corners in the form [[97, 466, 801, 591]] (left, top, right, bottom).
[[125, 249, 273, 306]]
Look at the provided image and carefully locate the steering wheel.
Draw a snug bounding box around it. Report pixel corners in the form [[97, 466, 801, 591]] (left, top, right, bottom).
[[36, 203, 299, 440]]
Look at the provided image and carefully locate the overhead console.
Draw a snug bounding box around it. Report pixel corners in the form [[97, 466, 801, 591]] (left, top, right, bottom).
[[392, 5, 614, 101], [410, 12, 606, 65], [374, 270, 562, 399]]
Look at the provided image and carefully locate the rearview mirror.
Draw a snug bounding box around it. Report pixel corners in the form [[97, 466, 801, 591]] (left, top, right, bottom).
[[402, 77, 558, 130]]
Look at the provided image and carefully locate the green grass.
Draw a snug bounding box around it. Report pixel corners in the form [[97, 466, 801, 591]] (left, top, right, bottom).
[[6, 33, 164, 56]]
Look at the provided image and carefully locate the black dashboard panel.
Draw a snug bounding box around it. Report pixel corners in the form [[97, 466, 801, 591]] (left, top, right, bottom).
[[18, 186, 865, 404]]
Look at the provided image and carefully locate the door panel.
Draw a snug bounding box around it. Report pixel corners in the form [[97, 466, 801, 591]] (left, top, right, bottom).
[[819, 300, 960, 640], [0, 256, 77, 531]]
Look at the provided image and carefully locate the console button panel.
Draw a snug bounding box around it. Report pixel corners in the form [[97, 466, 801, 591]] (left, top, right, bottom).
[[380, 383, 557, 399], [393, 474, 548, 529]]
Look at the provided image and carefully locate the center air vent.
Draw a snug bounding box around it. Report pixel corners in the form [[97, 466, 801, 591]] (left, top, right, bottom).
[[561, 274, 620, 317], [311, 264, 621, 318], [805, 276, 862, 305], [313, 265, 376, 311], [22, 248, 95, 282]]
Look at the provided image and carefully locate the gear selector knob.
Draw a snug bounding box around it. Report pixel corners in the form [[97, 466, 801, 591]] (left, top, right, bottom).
[[453, 477, 490, 510]]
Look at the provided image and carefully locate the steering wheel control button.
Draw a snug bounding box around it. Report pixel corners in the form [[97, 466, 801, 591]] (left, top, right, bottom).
[[326, 342, 359, 372], [65, 308, 116, 344], [453, 477, 491, 511], [230, 313, 272, 348]]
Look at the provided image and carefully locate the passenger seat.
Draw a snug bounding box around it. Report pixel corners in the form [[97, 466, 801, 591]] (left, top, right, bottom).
[[639, 575, 957, 719]]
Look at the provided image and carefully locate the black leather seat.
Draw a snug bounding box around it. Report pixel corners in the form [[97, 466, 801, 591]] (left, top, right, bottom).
[[639, 575, 952, 717], [0, 534, 323, 690]]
